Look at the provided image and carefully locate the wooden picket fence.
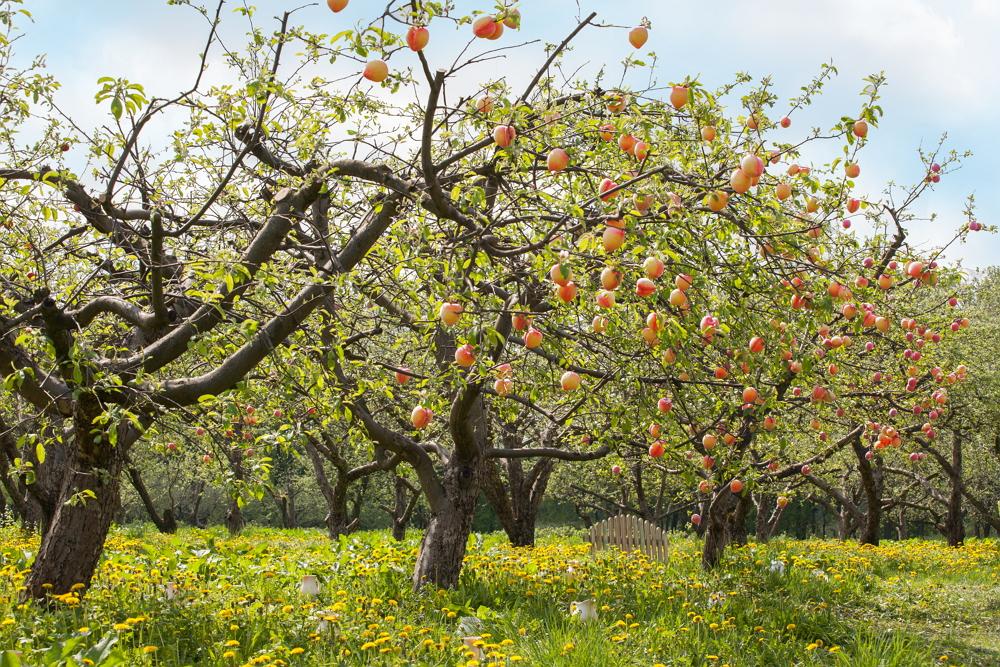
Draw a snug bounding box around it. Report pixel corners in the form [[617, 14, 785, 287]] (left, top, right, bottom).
[[588, 514, 669, 563]]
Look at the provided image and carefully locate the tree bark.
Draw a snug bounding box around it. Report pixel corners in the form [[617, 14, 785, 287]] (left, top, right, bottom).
[[853, 440, 883, 545], [896, 506, 908, 540], [702, 491, 740, 569], [23, 401, 138, 600], [224, 446, 246, 535], [728, 493, 751, 546], [753, 493, 787, 542], [412, 456, 480, 590], [303, 437, 352, 538], [0, 420, 60, 533], [945, 432, 965, 547], [126, 466, 177, 533], [481, 456, 554, 547], [0, 445, 28, 522], [391, 475, 419, 542], [184, 480, 206, 527]]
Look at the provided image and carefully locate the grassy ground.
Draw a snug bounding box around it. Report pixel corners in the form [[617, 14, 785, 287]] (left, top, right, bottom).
[[1, 526, 998, 666]]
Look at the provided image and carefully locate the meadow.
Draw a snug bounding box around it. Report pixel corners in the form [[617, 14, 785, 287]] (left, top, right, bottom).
[[1, 527, 998, 666]]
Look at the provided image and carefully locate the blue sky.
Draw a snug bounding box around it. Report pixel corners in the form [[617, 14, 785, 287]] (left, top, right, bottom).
[[13, 0, 999, 269]]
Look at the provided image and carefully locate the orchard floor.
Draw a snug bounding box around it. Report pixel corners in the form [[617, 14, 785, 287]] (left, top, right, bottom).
[[1, 527, 998, 666]]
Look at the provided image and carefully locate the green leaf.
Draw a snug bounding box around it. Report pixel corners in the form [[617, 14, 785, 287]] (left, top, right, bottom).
[[35, 442, 45, 464], [1, 650, 23, 667]]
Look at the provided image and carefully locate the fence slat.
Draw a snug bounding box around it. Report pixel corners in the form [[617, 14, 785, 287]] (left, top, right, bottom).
[[587, 514, 669, 563]]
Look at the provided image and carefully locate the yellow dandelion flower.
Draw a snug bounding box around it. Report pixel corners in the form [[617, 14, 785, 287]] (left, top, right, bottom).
[[142, 646, 158, 654]]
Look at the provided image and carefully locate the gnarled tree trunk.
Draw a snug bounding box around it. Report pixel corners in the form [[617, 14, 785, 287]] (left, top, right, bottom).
[[727, 493, 751, 546], [303, 437, 353, 538], [127, 466, 177, 533], [481, 456, 554, 547], [702, 490, 741, 569], [390, 475, 419, 542], [412, 456, 480, 589], [753, 493, 787, 542], [24, 401, 140, 600], [853, 440, 883, 546]]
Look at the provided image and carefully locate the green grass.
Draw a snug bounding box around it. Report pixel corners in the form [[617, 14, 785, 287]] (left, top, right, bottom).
[[1, 526, 997, 665]]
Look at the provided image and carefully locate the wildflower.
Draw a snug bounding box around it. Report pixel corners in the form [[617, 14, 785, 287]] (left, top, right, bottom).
[[142, 646, 158, 654]]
